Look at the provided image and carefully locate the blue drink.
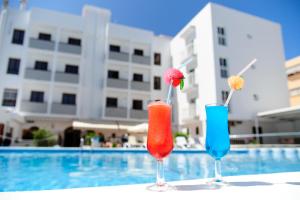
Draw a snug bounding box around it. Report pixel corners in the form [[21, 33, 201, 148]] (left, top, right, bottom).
[[205, 104, 230, 185]]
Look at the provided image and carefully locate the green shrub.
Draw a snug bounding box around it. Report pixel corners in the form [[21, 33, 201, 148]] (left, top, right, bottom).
[[174, 132, 189, 140], [84, 130, 97, 145], [33, 129, 57, 147]]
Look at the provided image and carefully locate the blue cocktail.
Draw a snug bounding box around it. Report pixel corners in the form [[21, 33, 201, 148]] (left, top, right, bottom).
[[205, 104, 230, 185]]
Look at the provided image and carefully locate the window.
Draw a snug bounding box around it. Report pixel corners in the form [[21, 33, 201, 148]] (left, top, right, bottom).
[[65, 65, 79, 74], [7, 58, 20, 75], [221, 90, 229, 104], [34, 61, 48, 71], [38, 33, 51, 41], [12, 29, 25, 45], [196, 127, 199, 135], [221, 90, 231, 112], [30, 91, 44, 103], [247, 34, 253, 39], [221, 70, 228, 78], [133, 73, 143, 82], [106, 97, 117, 107], [108, 70, 119, 79], [219, 58, 228, 78], [154, 53, 161, 65], [217, 27, 226, 46], [68, 38, 81, 46], [62, 93, 76, 105], [132, 99, 143, 110], [134, 49, 143, 56], [217, 27, 225, 35], [219, 58, 227, 67], [2, 89, 17, 107], [109, 45, 120, 52], [154, 76, 161, 90], [218, 37, 226, 46], [190, 98, 196, 104], [253, 94, 259, 101]]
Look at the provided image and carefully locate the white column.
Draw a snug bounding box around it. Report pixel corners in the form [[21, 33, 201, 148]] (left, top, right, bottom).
[[254, 117, 260, 144], [47, 27, 60, 114], [127, 39, 132, 119]]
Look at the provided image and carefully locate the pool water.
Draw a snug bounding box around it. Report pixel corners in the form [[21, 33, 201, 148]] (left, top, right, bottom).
[[0, 148, 300, 192]]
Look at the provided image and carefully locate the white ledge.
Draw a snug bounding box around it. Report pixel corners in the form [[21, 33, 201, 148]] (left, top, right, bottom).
[[1, 172, 300, 200]]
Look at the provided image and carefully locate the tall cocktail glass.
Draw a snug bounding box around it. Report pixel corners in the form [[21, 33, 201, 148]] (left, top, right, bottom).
[[205, 104, 230, 186], [147, 100, 173, 191]]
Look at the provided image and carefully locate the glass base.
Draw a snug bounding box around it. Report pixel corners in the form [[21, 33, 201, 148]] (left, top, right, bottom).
[[207, 178, 228, 188], [146, 183, 174, 192]]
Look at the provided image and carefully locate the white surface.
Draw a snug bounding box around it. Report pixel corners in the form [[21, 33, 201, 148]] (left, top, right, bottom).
[[1, 172, 299, 200]]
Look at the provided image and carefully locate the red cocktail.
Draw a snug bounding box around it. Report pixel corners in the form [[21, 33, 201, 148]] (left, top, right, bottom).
[[147, 100, 173, 191]]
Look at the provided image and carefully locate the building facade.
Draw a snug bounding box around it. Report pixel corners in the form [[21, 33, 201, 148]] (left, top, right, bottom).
[[0, 2, 171, 145], [286, 56, 300, 106], [170, 3, 289, 143], [0, 2, 290, 146]]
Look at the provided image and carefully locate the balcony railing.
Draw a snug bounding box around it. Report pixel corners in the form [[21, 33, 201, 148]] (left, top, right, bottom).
[[131, 81, 150, 91], [286, 65, 300, 75], [106, 78, 128, 89], [55, 72, 79, 84], [131, 55, 151, 65], [182, 72, 197, 92], [58, 42, 81, 55], [20, 101, 47, 113], [182, 54, 197, 72], [51, 103, 77, 115], [24, 68, 51, 81], [105, 107, 127, 118], [130, 109, 147, 119], [109, 51, 129, 62], [29, 38, 55, 51]]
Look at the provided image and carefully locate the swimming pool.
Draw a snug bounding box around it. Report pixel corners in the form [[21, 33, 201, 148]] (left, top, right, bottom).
[[0, 148, 300, 192]]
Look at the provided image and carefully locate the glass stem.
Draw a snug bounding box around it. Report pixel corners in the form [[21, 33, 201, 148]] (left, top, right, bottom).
[[156, 159, 165, 186], [215, 159, 222, 181]]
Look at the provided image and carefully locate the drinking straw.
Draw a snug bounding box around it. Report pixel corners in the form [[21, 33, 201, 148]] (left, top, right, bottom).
[[166, 80, 173, 105], [237, 58, 257, 76], [224, 89, 234, 107], [224, 59, 257, 106]]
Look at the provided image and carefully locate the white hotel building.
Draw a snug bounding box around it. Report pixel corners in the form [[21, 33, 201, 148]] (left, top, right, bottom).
[[0, 1, 292, 145]]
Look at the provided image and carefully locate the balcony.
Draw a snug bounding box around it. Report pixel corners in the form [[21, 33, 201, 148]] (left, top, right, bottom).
[[182, 72, 198, 93], [286, 65, 300, 76], [131, 55, 151, 65], [55, 72, 79, 84], [182, 53, 197, 72], [130, 109, 147, 119], [51, 103, 76, 115], [109, 51, 129, 62], [106, 78, 128, 89], [21, 101, 47, 113], [58, 42, 81, 55], [105, 107, 127, 118], [24, 68, 51, 81], [182, 104, 198, 123], [131, 81, 150, 91], [29, 38, 55, 51]]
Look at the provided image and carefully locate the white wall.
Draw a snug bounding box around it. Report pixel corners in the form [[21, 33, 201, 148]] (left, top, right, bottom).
[[210, 3, 289, 121]]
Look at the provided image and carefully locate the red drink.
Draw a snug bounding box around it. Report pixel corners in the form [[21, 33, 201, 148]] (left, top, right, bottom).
[[147, 101, 173, 160]]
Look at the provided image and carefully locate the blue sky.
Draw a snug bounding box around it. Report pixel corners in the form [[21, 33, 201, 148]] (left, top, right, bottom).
[[9, 0, 300, 59]]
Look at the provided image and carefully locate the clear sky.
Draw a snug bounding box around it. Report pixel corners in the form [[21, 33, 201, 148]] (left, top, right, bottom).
[[9, 0, 300, 59]]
